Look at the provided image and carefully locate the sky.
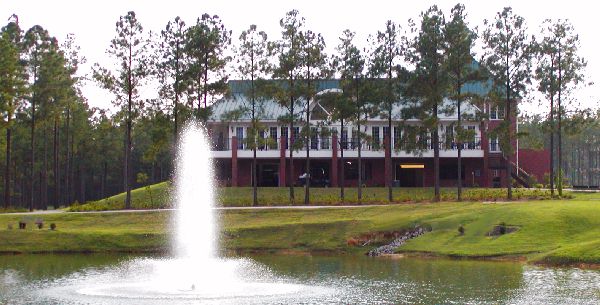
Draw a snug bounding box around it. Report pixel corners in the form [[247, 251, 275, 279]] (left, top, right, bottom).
[[3, 0, 599, 116]]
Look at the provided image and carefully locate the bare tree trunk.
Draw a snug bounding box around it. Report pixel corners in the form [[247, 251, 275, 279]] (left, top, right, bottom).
[[356, 79, 362, 204], [505, 51, 513, 200], [557, 46, 563, 197], [53, 117, 60, 209], [30, 96, 36, 211], [457, 86, 462, 201], [65, 105, 71, 206], [4, 125, 11, 209], [42, 126, 48, 210], [433, 104, 440, 202]]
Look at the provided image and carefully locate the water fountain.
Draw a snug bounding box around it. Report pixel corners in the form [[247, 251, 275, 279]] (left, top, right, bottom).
[[39, 124, 331, 304]]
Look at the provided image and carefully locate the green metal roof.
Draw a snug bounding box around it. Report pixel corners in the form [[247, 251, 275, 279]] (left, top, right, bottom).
[[210, 78, 490, 122]]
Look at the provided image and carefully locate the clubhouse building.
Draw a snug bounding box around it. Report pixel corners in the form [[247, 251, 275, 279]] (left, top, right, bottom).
[[207, 79, 549, 188]]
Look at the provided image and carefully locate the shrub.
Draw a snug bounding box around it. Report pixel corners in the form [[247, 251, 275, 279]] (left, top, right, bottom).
[[498, 222, 507, 235], [50, 223, 56, 231]]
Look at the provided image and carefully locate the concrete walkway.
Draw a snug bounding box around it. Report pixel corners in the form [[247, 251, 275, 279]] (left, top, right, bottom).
[[2, 204, 393, 215]]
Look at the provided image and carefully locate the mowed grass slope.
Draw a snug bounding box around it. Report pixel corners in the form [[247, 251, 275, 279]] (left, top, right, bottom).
[[1, 192, 600, 265], [69, 182, 555, 211]]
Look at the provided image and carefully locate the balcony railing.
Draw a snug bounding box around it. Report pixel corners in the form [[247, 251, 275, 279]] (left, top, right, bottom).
[[212, 137, 482, 152]]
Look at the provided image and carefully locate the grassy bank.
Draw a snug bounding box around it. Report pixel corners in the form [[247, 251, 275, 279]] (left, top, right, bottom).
[[68, 182, 557, 211], [1, 192, 599, 266]]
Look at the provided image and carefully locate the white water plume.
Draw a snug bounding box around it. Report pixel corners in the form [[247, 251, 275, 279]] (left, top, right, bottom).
[[173, 123, 217, 260]]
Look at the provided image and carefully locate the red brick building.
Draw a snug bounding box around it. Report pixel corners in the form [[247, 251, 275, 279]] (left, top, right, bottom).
[[207, 79, 548, 188]]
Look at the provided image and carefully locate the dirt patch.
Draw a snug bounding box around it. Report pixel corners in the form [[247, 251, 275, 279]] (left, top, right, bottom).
[[486, 223, 519, 237]]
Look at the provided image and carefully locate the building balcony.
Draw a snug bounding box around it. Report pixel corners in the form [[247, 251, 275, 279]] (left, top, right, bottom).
[[210, 137, 484, 159]]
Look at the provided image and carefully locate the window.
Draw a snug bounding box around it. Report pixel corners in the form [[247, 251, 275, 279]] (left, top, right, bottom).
[[418, 128, 428, 149], [269, 127, 278, 149], [445, 125, 454, 149], [258, 129, 266, 150], [281, 127, 288, 149], [393, 126, 401, 149], [372, 127, 380, 149], [383, 126, 390, 147], [291, 127, 300, 149], [341, 127, 349, 150], [351, 128, 358, 149], [490, 137, 500, 152], [236, 127, 244, 149], [321, 128, 331, 150], [467, 126, 476, 149], [311, 127, 319, 150], [490, 106, 505, 120]]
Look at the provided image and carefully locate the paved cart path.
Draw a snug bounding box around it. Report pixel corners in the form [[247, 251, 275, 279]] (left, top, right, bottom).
[[2, 204, 394, 216]]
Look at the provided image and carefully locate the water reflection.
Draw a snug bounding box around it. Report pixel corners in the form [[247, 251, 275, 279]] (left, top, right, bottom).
[[1, 253, 599, 305]]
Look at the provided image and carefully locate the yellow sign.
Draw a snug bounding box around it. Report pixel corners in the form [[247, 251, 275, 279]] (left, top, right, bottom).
[[400, 164, 425, 169]]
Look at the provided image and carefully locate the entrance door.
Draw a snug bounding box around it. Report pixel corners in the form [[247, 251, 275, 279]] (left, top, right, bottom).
[[396, 164, 424, 187], [257, 164, 279, 187], [310, 161, 330, 187]]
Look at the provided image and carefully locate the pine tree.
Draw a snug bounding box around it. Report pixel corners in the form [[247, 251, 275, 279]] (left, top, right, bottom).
[[93, 11, 150, 209], [184, 14, 231, 121], [299, 29, 328, 206], [156, 16, 187, 143], [368, 20, 404, 202], [0, 18, 26, 208], [235, 24, 270, 206], [443, 4, 480, 201], [482, 7, 533, 200], [407, 5, 448, 202], [270, 10, 305, 204], [333, 29, 365, 203]]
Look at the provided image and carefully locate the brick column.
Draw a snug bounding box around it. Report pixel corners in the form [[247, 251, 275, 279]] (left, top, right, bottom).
[[279, 137, 286, 187], [480, 122, 490, 187], [384, 136, 391, 187], [331, 134, 338, 187], [231, 136, 238, 187]]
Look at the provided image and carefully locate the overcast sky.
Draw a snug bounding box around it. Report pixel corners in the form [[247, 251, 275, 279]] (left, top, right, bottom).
[[3, 0, 599, 116]]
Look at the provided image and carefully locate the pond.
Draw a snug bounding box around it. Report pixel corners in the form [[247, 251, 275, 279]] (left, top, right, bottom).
[[1, 253, 599, 304]]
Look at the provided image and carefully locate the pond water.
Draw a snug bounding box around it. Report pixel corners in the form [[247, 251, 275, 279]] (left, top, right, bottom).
[[1, 253, 599, 304]]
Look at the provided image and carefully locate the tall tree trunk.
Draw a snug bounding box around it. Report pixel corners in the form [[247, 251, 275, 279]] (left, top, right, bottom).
[[433, 104, 440, 202], [288, 76, 295, 205], [65, 105, 71, 206], [251, 71, 258, 207], [550, 92, 555, 197], [304, 73, 311, 206], [340, 118, 345, 203], [457, 85, 462, 201], [30, 96, 36, 211], [505, 49, 513, 200], [557, 45, 563, 197], [356, 78, 362, 204], [387, 105, 392, 202], [387, 67, 393, 203], [4, 124, 11, 209], [42, 126, 48, 210], [70, 132, 75, 204], [53, 117, 60, 209], [125, 45, 133, 209]]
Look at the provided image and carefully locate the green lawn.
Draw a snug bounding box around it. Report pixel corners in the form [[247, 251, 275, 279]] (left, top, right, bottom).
[[68, 182, 557, 211], [1, 192, 599, 266]]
